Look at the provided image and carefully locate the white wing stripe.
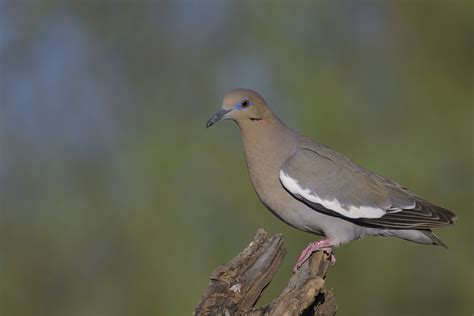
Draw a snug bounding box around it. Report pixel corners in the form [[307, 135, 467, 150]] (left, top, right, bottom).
[[279, 170, 386, 219]]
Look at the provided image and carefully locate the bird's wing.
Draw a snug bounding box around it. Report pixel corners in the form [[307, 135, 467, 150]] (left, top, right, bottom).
[[280, 147, 456, 229]]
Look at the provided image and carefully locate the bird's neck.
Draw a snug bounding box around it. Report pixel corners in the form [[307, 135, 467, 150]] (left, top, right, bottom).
[[239, 117, 295, 154]]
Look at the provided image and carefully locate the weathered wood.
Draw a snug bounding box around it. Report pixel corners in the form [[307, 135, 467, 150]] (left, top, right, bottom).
[[195, 229, 336, 316]]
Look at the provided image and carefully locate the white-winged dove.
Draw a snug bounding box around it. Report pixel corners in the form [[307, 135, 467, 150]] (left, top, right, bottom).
[[206, 89, 456, 272]]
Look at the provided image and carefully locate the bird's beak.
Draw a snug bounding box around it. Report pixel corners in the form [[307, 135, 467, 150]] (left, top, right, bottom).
[[206, 108, 232, 128]]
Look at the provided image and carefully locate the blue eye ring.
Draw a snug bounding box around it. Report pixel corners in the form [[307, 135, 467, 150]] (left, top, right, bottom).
[[236, 98, 252, 110]]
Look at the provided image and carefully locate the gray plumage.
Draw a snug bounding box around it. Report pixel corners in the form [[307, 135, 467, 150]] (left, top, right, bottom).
[[207, 89, 456, 248]]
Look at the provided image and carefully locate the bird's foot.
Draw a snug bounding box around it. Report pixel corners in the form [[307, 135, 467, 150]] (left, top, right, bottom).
[[293, 239, 334, 273]]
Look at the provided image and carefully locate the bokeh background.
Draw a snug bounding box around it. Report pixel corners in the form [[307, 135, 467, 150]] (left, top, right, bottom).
[[1, 1, 473, 315]]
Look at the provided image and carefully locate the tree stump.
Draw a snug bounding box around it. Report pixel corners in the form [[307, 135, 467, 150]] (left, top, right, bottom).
[[195, 229, 337, 316]]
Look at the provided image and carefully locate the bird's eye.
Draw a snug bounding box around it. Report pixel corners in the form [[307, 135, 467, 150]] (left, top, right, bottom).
[[241, 99, 249, 108]]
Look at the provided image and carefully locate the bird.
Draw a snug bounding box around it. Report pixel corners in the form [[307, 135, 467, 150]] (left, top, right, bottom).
[[206, 88, 456, 272]]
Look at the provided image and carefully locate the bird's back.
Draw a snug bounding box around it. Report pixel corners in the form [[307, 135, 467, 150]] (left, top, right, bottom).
[[291, 134, 456, 229]]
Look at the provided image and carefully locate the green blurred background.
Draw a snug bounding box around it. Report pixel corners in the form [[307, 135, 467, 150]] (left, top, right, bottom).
[[1, 1, 472, 315]]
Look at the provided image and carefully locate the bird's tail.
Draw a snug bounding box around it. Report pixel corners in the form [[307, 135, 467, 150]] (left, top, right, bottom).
[[422, 230, 448, 249]]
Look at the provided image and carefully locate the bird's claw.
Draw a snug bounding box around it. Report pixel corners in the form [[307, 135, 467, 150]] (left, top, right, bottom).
[[293, 239, 335, 273]]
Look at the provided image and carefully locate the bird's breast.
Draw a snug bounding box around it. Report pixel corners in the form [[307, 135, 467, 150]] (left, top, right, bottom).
[[239, 127, 314, 231]]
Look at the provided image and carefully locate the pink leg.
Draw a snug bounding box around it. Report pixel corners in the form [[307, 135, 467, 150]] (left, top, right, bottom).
[[293, 239, 335, 273]]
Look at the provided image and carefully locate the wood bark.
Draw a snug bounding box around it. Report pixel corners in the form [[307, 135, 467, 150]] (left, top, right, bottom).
[[195, 229, 337, 316]]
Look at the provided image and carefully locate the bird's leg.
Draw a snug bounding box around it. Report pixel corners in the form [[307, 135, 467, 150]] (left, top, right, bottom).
[[293, 239, 335, 273]]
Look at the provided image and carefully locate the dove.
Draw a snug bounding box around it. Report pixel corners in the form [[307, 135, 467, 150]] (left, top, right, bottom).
[[206, 89, 456, 272]]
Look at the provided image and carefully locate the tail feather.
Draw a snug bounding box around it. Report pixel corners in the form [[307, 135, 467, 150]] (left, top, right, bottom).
[[422, 230, 448, 248]]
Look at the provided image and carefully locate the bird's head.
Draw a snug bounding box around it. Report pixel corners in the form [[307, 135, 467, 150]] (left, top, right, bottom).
[[206, 89, 271, 128]]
